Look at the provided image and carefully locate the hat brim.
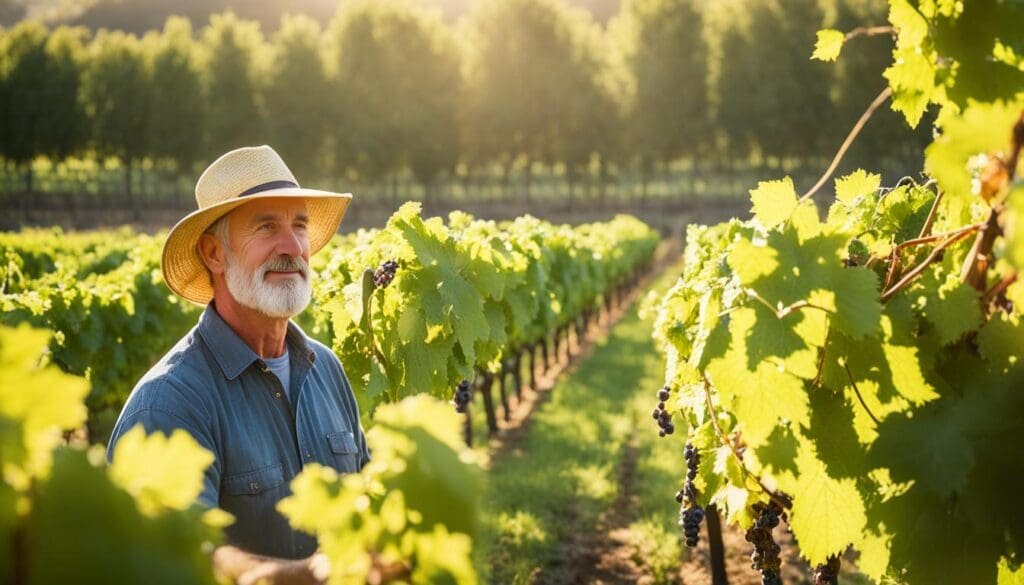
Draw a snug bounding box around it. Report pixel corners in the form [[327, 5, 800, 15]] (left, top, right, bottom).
[[162, 188, 352, 306]]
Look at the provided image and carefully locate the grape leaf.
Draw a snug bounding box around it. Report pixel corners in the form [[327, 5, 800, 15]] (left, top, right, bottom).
[[788, 442, 868, 566], [750, 178, 799, 229], [811, 29, 845, 62], [919, 273, 981, 346], [834, 170, 881, 204], [705, 310, 809, 445], [109, 425, 215, 516]]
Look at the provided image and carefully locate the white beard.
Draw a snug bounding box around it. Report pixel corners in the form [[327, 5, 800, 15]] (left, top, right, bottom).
[[224, 249, 312, 318]]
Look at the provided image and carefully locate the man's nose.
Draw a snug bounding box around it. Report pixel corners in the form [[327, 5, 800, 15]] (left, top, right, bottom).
[[275, 225, 306, 258]]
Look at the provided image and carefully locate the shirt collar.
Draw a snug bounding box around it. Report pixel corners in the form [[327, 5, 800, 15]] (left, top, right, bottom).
[[197, 302, 315, 381]]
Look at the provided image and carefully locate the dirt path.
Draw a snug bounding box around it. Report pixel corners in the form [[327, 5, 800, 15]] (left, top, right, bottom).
[[565, 417, 650, 585]]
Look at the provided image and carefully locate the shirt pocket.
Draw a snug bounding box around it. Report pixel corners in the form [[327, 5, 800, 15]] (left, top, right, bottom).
[[326, 430, 359, 473], [223, 462, 286, 497]]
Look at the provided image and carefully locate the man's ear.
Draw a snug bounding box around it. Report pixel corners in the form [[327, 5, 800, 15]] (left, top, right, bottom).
[[197, 233, 227, 276]]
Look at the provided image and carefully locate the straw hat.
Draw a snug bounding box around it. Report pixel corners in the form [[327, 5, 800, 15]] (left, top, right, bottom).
[[162, 145, 351, 305]]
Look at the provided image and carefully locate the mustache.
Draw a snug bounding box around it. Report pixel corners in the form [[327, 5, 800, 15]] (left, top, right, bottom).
[[260, 255, 309, 279]]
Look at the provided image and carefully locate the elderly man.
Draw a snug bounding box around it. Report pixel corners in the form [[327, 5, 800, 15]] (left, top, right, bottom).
[[106, 145, 369, 584]]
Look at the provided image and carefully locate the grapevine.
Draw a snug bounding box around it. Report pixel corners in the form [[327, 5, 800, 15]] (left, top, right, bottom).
[[651, 2, 1024, 583]]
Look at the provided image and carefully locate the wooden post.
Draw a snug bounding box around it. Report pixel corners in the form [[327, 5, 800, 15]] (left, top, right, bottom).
[[706, 504, 728, 585], [480, 372, 498, 435]]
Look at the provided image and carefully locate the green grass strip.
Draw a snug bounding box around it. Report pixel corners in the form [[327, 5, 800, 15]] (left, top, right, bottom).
[[475, 261, 687, 584]]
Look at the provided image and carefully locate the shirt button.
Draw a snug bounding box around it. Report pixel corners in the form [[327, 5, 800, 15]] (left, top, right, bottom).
[[306, 452, 312, 459], [274, 392, 282, 399]]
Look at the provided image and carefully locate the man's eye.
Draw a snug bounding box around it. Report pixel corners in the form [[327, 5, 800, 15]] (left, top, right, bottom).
[[260, 223, 274, 231]]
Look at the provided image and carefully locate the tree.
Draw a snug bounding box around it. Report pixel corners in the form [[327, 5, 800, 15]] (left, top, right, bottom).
[[263, 14, 331, 181], [327, 0, 461, 197], [830, 0, 932, 177], [0, 21, 89, 193], [714, 0, 834, 168], [555, 7, 623, 207], [713, 8, 759, 163], [462, 0, 584, 197], [143, 16, 205, 179], [0, 21, 50, 193], [199, 11, 266, 157], [81, 29, 151, 211], [40, 26, 89, 168], [745, 0, 833, 164], [611, 0, 710, 194]]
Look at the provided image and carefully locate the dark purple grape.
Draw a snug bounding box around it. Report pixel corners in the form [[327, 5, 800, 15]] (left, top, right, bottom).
[[373, 259, 400, 289]]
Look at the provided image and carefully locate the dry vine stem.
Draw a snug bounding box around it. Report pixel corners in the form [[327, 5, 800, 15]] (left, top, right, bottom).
[[960, 109, 1024, 291], [800, 86, 893, 202]]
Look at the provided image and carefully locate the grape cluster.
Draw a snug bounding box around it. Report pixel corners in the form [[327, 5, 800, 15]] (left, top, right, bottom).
[[813, 555, 841, 585], [745, 500, 784, 585], [452, 380, 472, 413], [373, 259, 400, 289], [677, 442, 704, 547], [651, 386, 675, 437]]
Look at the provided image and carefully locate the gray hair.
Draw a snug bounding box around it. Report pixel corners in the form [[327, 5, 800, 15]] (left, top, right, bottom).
[[205, 213, 231, 247], [201, 214, 232, 284]]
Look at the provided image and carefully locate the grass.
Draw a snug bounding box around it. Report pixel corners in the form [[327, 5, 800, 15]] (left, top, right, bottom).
[[474, 259, 688, 583]]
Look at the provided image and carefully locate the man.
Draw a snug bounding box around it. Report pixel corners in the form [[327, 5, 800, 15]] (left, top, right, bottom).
[[106, 145, 369, 584]]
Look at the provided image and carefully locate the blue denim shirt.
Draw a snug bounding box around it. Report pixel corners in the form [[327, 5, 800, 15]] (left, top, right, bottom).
[[105, 303, 370, 559]]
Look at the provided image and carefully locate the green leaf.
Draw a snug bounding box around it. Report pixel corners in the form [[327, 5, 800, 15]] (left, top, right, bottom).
[[705, 309, 810, 445], [889, 0, 928, 46], [728, 239, 778, 286], [834, 170, 881, 204], [788, 442, 868, 566], [27, 446, 220, 585], [0, 324, 89, 479], [811, 29, 845, 62], [869, 404, 974, 496], [109, 425, 215, 515], [858, 527, 893, 583], [729, 220, 882, 340], [925, 100, 1024, 204], [919, 274, 982, 346], [978, 311, 1024, 373], [749, 177, 799, 229], [999, 557, 1024, 585], [884, 48, 937, 128]]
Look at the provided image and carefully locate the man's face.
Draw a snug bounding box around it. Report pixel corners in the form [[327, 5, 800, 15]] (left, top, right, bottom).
[[221, 197, 313, 318]]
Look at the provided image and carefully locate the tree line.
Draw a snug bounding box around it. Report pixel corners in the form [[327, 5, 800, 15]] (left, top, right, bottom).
[[0, 0, 931, 207]]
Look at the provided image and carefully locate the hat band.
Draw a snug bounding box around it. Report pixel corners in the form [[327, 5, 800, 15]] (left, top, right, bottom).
[[237, 180, 299, 198]]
